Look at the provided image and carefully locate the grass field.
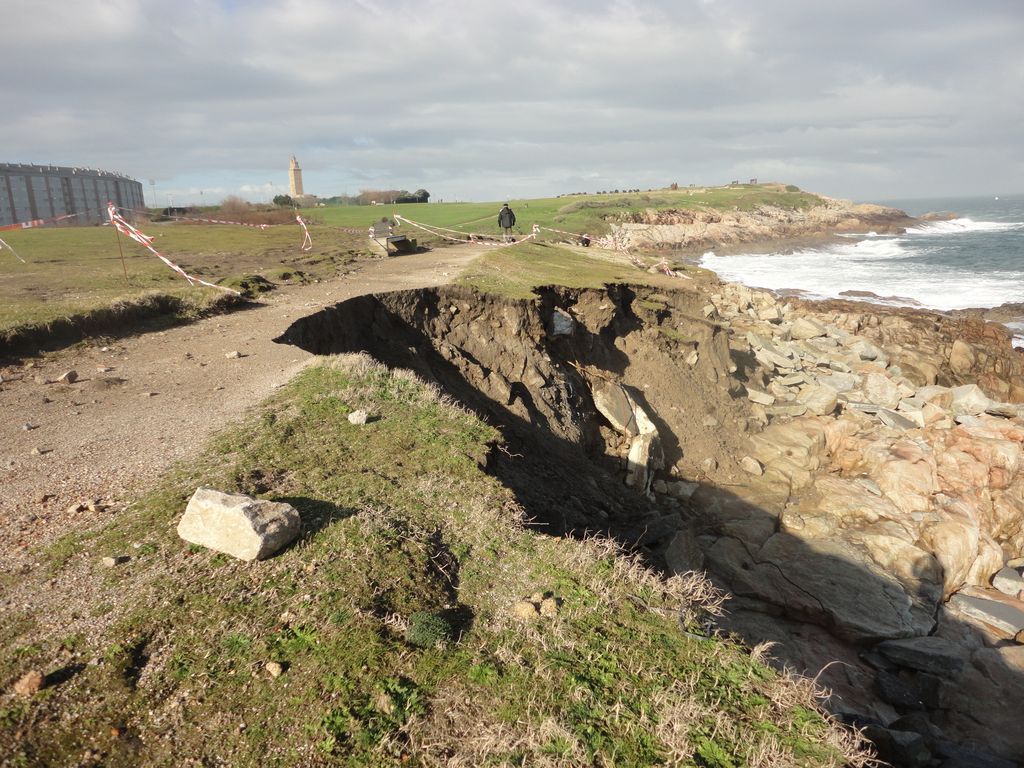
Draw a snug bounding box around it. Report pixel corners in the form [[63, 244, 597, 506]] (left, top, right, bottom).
[[0, 183, 821, 350], [317, 183, 825, 241], [0, 220, 368, 346]]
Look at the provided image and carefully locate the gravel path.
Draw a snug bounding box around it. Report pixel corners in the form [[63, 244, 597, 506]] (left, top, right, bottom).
[[0, 247, 482, 565]]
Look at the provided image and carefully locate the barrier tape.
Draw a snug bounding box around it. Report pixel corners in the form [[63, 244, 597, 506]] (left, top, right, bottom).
[[116, 206, 273, 229], [393, 215, 537, 248], [107, 202, 240, 294], [0, 211, 88, 232], [0, 237, 26, 263], [296, 215, 313, 251]]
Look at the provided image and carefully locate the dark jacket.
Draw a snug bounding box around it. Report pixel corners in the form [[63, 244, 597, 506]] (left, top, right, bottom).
[[498, 206, 516, 228]]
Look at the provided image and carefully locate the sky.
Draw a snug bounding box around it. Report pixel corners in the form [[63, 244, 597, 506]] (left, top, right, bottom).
[[3, 0, 1023, 206]]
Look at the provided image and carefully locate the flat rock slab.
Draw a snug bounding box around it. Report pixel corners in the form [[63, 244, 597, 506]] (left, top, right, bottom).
[[876, 635, 966, 676], [948, 592, 1024, 636], [177, 486, 300, 561]]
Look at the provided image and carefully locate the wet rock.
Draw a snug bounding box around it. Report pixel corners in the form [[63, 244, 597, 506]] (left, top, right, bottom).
[[177, 487, 300, 561]]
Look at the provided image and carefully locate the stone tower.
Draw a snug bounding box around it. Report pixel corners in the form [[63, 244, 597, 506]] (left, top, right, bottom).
[[288, 155, 304, 197]]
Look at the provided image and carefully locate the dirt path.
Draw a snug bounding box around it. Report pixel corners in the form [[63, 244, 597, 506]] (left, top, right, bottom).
[[0, 247, 483, 562]]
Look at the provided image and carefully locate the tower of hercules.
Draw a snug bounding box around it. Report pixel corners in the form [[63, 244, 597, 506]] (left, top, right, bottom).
[[288, 155, 304, 197]]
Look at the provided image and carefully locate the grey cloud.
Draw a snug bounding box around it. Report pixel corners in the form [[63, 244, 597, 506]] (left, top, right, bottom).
[[2, 0, 1021, 202]]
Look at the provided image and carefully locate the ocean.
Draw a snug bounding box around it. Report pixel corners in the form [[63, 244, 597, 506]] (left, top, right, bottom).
[[698, 195, 1024, 347]]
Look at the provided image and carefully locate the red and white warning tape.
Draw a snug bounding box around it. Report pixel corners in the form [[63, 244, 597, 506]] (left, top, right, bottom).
[[106, 202, 240, 294], [296, 215, 312, 251], [393, 215, 537, 248], [0, 237, 26, 263], [0, 211, 88, 232]]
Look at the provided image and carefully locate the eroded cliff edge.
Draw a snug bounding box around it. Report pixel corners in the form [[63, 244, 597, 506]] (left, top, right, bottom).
[[278, 278, 1024, 767]]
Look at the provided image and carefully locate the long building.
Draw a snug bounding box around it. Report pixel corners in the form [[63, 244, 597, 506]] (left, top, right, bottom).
[[0, 163, 145, 227]]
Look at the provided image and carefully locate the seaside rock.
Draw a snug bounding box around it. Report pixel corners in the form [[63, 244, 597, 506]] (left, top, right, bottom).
[[947, 591, 1024, 636], [949, 339, 976, 374], [877, 408, 920, 431], [876, 636, 966, 676], [177, 487, 300, 561], [950, 384, 993, 416], [991, 567, 1024, 598], [863, 372, 901, 409], [921, 521, 980, 596], [797, 385, 838, 416], [663, 528, 704, 574], [711, 532, 933, 641], [745, 386, 775, 406], [790, 317, 828, 340], [917, 385, 954, 408]]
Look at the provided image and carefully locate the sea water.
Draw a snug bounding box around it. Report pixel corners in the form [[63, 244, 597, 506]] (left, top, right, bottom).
[[699, 195, 1024, 347]]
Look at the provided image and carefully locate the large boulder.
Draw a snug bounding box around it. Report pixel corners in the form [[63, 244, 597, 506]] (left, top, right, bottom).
[[177, 487, 301, 561]]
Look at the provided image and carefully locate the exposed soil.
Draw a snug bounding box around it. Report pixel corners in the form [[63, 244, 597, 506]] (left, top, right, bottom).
[[0, 248, 484, 565]]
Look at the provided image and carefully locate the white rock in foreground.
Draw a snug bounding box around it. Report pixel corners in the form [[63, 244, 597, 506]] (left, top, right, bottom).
[[177, 487, 300, 561]]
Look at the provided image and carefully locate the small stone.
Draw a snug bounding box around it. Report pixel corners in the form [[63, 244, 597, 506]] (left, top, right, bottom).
[[102, 555, 128, 568], [96, 366, 113, 373], [348, 409, 369, 425], [992, 567, 1024, 598], [265, 661, 284, 678], [30, 447, 51, 456], [21, 423, 37, 431], [740, 456, 763, 476], [685, 350, 699, 366], [13, 670, 45, 697], [745, 387, 775, 406], [57, 370, 78, 384], [701, 457, 717, 473], [511, 600, 540, 621], [142, 392, 158, 398], [702, 415, 719, 427], [1015, 629, 1024, 645], [67, 502, 87, 514], [225, 351, 242, 359], [36, 492, 53, 504]]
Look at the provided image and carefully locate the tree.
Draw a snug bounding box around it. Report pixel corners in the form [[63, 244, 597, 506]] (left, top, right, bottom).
[[413, 189, 430, 203], [273, 194, 294, 207]]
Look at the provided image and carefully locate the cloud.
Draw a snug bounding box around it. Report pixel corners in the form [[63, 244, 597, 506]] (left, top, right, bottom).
[[2, 0, 1021, 203]]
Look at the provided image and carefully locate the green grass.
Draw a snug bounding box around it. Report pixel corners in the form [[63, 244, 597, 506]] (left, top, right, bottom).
[[0, 221, 368, 343], [317, 184, 826, 243], [1, 355, 868, 767]]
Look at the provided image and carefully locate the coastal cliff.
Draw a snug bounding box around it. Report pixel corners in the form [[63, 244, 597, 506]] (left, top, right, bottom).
[[614, 197, 916, 252]]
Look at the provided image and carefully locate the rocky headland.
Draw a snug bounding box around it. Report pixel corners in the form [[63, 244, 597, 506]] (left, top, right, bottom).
[[614, 196, 916, 253]]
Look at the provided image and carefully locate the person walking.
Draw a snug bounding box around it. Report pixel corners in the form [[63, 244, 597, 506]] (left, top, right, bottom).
[[498, 203, 516, 242]]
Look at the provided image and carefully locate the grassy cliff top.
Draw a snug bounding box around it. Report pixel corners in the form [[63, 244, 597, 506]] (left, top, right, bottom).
[[1, 356, 868, 767]]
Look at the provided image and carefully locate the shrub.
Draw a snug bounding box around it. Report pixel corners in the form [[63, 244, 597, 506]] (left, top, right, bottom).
[[404, 612, 453, 648]]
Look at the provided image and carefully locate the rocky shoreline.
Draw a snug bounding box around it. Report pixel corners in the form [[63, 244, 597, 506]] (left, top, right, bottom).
[[693, 281, 1024, 767]]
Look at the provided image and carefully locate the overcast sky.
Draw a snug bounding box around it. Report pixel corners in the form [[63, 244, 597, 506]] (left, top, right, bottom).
[[4, 0, 1022, 206]]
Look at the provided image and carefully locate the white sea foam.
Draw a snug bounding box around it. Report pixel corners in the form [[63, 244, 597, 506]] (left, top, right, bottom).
[[905, 217, 1024, 235], [700, 230, 1024, 312]]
